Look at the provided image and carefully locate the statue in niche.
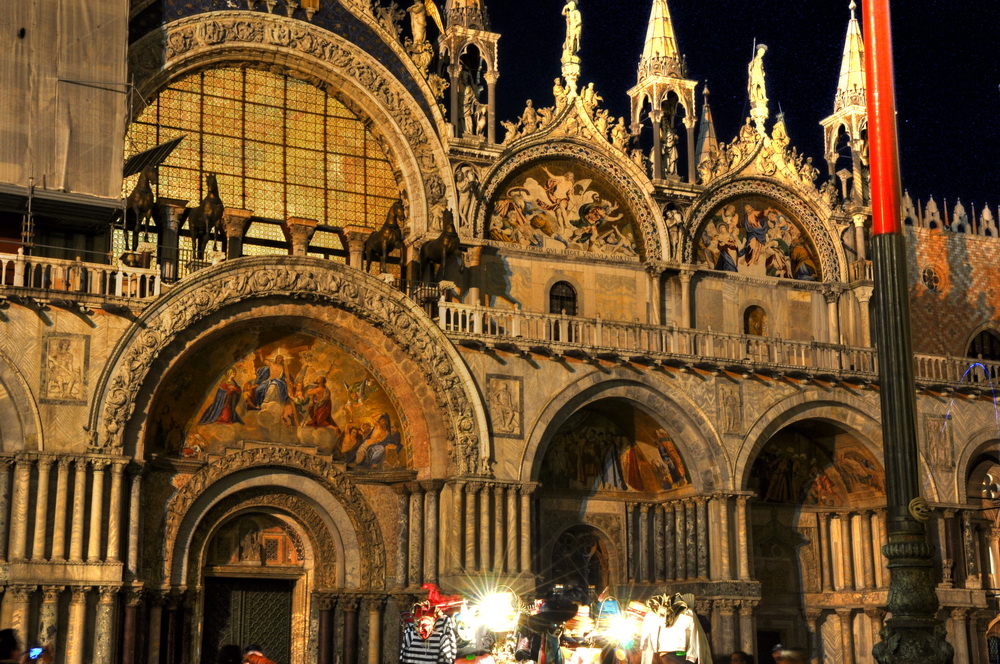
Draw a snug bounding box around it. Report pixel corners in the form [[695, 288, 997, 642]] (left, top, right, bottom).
[[663, 128, 679, 176], [665, 208, 685, 260], [561, 0, 582, 62], [455, 164, 480, 232], [461, 70, 485, 138]]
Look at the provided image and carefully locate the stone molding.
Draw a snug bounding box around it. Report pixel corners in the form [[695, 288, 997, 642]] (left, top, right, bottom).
[[87, 256, 489, 476]]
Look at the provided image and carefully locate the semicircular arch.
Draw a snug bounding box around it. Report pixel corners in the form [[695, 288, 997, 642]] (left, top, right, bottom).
[[0, 348, 42, 451]]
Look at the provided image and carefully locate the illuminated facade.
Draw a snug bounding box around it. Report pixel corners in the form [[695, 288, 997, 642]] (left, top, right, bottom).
[[0, 1, 997, 663]]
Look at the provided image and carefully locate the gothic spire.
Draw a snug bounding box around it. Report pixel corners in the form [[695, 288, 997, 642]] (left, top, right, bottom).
[[695, 84, 718, 169], [835, 0, 866, 111], [638, 0, 683, 80]]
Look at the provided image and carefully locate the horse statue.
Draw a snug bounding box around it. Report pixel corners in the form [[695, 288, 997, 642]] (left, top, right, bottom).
[[417, 208, 462, 282], [124, 166, 157, 252], [182, 173, 225, 260], [363, 199, 405, 273]]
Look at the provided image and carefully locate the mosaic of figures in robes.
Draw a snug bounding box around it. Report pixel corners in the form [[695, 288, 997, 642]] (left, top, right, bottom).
[[696, 197, 821, 280], [540, 406, 689, 492], [151, 331, 407, 470], [750, 433, 885, 506], [488, 160, 639, 257]]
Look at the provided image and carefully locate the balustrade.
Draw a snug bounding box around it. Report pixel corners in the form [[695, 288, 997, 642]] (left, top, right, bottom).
[[0, 251, 161, 300]]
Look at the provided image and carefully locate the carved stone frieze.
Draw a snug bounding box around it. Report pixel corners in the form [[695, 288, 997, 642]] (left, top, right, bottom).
[[89, 257, 488, 476]]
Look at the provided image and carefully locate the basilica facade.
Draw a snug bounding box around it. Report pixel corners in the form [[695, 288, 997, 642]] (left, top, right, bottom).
[[0, 1, 997, 663]]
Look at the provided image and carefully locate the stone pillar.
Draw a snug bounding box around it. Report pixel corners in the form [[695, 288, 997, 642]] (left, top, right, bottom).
[[696, 497, 709, 579], [638, 503, 650, 582], [506, 485, 518, 574], [154, 198, 187, 282], [317, 594, 337, 664], [479, 484, 492, 572], [52, 458, 70, 561], [344, 225, 368, 269], [664, 503, 676, 580], [675, 500, 687, 579], [464, 246, 482, 306], [714, 494, 731, 580], [107, 462, 125, 562], [678, 271, 693, 330], [806, 610, 824, 664], [221, 207, 253, 260], [950, 608, 970, 664], [860, 510, 876, 589], [718, 600, 736, 656], [88, 459, 108, 562], [9, 458, 30, 560], [735, 496, 751, 580], [69, 458, 87, 562], [366, 596, 385, 664], [32, 456, 53, 559], [7, 585, 33, 644], [449, 64, 461, 138], [485, 70, 498, 144], [988, 527, 1000, 592], [963, 511, 981, 588], [450, 481, 464, 574], [0, 458, 11, 561], [127, 466, 143, 575], [650, 109, 663, 180], [864, 607, 885, 653], [394, 484, 410, 588], [837, 608, 855, 664], [853, 213, 868, 261], [821, 512, 834, 591], [493, 485, 505, 573], [685, 121, 698, 184], [825, 289, 841, 344], [147, 591, 164, 664], [737, 601, 755, 655], [342, 595, 360, 664], [38, 585, 61, 646], [837, 512, 855, 590], [66, 586, 89, 664], [93, 586, 118, 663], [122, 587, 143, 664], [408, 483, 425, 587], [653, 504, 665, 581], [423, 481, 441, 585], [855, 286, 873, 347], [163, 592, 183, 664], [282, 216, 319, 257], [519, 485, 533, 575], [465, 483, 480, 570]]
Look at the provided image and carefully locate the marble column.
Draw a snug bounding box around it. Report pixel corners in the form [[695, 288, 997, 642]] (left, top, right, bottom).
[[122, 587, 143, 664], [675, 501, 687, 579], [737, 600, 755, 656], [342, 595, 360, 664], [394, 484, 410, 588], [855, 286, 873, 347], [485, 71, 498, 144], [506, 485, 519, 574], [695, 497, 709, 579], [52, 458, 70, 561], [638, 503, 650, 583], [805, 610, 824, 664], [650, 109, 664, 180], [718, 600, 736, 656], [408, 483, 425, 587], [88, 460, 108, 562], [32, 456, 53, 559], [678, 271, 693, 331], [282, 216, 318, 257], [479, 484, 492, 573], [520, 485, 533, 575], [864, 607, 885, 653], [38, 585, 61, 646], [147, 591, 164, 664], [836, 608, 855, 664], [367, 596, 385, 664], [465, 483, 480, 570], [423, 481, 441, 585], [714, 495, 731, 580], [317, 594, 337, 664], [93, 586, 118, 663], [450, 481, 464, 574], [66, 586, 89, 664], [493, 485, 505, 573], [344, 226, 368, 270], [154, 198, 187, 282], [69, 458, 87, 562], [0, 458, 11, 561], [653, 504, 665, 581], [825, 289, 841, 344], [664, 503, 676, 580], [820, 512, 834, 592], [837, 512, 855, 590], [127, 466, 143, 575], [9, 458, 30, 560], [7, 585, 33, 644], [107, 462, 125, 562], [163, 592, 183, 664], [950, 608, 970, 663], [860, 510, 876, 589], [853, 214, 868, 261], [963, 511, 981, 588], [735, 496, 751, 580]]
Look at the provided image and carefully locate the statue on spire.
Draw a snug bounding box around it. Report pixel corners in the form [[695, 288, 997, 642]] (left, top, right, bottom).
[[747, 43, 769, 133], [560, 0, 582, 95]]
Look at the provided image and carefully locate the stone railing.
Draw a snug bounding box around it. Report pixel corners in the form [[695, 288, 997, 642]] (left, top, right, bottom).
[[0, 250, 161, 301], [438, 302, 1000, 385]]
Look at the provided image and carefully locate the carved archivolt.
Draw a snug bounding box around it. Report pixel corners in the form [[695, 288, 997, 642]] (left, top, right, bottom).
[[88, 257, 490, 476], [165, 447, 383, 589], [474, 139, 666, 261], [185, 488, 339, 589], [127, 11, 453, 233], [685, 178, 847, 281]]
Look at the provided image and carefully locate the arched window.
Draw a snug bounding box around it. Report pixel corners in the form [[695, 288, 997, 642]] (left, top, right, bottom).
[[967, 330, 1000, 362], [549, 281, 577, 316], [744, 305, 768, 337]]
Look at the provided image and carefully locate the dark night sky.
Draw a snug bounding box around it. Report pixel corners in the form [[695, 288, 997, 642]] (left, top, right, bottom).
[[483, 1, 1000, 211]]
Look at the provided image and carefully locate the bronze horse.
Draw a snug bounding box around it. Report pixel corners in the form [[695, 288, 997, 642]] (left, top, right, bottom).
[[363, 199, 405, 273], [417, 208, 462, 282], [183, 173, 225, 260], [124, 166, 157, 252]]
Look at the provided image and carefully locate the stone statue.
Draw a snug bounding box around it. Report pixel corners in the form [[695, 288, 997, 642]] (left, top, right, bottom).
[[611, 117, 629, 152], [455, 164, 480, 232], [562, 0, 582, 61], [461, 71, 484, 137], [594, 109, 610, 139], [664, 129, 679, 176], [748, 43, 768, 107], [581, 82, 601, 116], [520, 100, 539, 134], [553, 77, 568, 111], [408, 0, 427, 43], [665, 208, 684, 259], [799, 157, 819, 184]]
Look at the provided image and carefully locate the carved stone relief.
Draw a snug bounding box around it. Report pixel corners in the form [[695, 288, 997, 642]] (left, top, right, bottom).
[[40, 334, 90, 405], [486, 374, 522, 438]]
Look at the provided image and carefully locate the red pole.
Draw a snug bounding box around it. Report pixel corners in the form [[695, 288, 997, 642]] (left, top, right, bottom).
[[863, 0, 901, 235]]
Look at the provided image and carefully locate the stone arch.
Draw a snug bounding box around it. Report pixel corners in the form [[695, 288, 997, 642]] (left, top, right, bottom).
[[159, 447, 383, 590], [684, 177, 848, 282], [474, 138, 667, 261], [127, 11, 454, 236], [0, 348, 42, 451], [543, 522, 622, 592], [955, 426, 1000, 501], [87, 257, 490, 476], [517, 367, 729, 491]]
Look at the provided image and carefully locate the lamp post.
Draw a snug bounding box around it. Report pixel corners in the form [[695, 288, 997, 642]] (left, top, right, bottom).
[[863, 1, 953, 662]]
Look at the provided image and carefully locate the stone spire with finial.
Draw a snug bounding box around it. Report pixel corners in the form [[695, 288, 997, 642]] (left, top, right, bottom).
[[695, 83, 718, 173], [637, 0, 683, 79], [820, 0, 869, 182], [835, 0, 867, 110]]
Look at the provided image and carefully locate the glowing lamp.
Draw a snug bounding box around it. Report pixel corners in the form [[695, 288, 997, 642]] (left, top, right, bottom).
[[479, 591, 517, 631]]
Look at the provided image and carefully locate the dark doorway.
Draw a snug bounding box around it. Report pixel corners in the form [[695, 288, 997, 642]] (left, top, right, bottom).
[[201, 577, 294, 664], [757, 629, 782, 664]]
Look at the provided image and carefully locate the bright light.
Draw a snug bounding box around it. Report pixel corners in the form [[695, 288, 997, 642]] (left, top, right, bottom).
[[478, 591, 517, 631], [605, 615, 638, 647]]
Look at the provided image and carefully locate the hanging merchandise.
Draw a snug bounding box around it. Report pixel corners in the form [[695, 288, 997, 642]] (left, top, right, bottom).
[[400, 584, 462, 664], [639, 594, 712, 664]]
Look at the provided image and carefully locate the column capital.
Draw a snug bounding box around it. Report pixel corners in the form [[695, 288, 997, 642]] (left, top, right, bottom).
[[518, 482, 538, 496], [339, 593, 362, 612], [283, 216, 319, 256], [0, 455, 15, 469], [69, 586, 91, 603], [405, 481, 426, 495], [342, 225, 370, 253], [854, 285, 874, 303], [466, 481, 483, 494], [823, 287, 842, 304], [678, 269, 693, 284], [7, 584, 36, 601], [420, 479, 446, 493], [56, 456, 73, 471], [392, 482, 411, 497], [98, 586, 119, 604], [805, 608, 825, 624], [638, 502, 651, 514], [35, 455, 55, 470], [91, 458, 110, 471], [949, 607, 969, 620], [835, 607, 854, 619], [222, 207, 254, 239], [124, 585, 145, 607], [364, 594, 388, 612], [40, 586, 63, 603], [737, 599, 757, 615], [864, 607, 887, 621], [735, 495, 750, 507], [717, 599, 737, 616], [314, 592, 338, 611]]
